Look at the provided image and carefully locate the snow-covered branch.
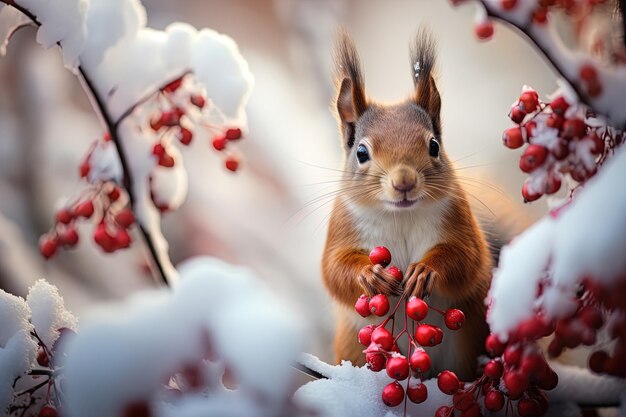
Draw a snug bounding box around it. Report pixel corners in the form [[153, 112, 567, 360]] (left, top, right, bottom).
[[467, 0, 626, 127], [0, 0, 254, 287]]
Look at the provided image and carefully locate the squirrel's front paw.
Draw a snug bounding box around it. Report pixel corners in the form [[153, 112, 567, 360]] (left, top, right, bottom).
[[358, 264, 402, 296], [404, 262, 438, 299]]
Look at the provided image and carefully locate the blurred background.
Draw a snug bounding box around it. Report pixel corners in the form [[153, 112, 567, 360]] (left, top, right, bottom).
[[0, 0, 569, 362]]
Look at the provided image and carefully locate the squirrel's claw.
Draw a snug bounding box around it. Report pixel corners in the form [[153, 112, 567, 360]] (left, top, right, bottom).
[[358, 264, 402, 296], [404, 262, 437, 299]]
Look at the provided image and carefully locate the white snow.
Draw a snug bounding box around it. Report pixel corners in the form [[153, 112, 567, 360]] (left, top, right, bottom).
[[18, 0, 88, 69], [27, 279, 79, 349], [62, 257, 305, 417], [295, 353, 452, 417], [0, 4, 31, 56], [489, 144, 626, 337]]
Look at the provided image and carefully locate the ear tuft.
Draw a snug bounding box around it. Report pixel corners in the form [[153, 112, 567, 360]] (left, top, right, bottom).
[[334, 29, 367, 146], [410, 27, 441, 138]]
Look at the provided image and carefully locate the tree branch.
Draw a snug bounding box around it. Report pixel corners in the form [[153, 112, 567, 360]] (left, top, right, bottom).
[[1, 0, 174, 286]]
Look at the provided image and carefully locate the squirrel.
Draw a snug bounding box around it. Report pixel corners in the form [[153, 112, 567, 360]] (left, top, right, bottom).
[[321, 29, 492, 381]]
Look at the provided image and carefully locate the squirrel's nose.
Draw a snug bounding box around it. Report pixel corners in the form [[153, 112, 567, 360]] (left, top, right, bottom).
[[392, 179, 416, 192]]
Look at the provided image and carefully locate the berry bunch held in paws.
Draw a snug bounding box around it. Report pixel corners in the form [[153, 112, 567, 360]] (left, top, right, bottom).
[[354, 246, 468, 412]]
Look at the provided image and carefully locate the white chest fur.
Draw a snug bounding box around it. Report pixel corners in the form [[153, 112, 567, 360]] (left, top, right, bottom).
[[342, 197, 464, 376]]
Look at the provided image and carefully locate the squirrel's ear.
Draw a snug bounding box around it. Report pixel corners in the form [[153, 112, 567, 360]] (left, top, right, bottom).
[[334, 29, 367, 148], [410, 28, 441, 138]]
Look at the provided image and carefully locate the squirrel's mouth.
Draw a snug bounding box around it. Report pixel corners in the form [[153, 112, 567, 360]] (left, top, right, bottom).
[[385, 197, 421, 209]]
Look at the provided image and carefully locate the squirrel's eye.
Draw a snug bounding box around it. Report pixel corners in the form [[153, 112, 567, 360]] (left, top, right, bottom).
[[356, 144, 370, 164], [428, 138, 440, 158]]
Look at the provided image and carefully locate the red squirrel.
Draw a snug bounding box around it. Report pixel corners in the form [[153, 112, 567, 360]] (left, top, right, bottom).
[[321, 29, 492, 380]]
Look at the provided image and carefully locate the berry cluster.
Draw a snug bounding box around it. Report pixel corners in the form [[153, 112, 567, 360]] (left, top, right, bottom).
[[501, 86, 622, 202], [354, 246, 466, 412], [465, 0, 611, 41], [147, 75, 243, 172], [39, 184, 135, 259], [10, 328, 76, 417]]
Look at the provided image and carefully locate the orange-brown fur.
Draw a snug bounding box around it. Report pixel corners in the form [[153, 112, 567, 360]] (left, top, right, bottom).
[[321, 29, 492, 380]]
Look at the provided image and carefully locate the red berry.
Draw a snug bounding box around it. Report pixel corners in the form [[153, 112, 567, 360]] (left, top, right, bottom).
[[588, 133, 605, 155], [501, 0, 517, 9], [550, 96, 570, 115], [519, 90, 539, 113], [36, 348, 49, 367], [94, 224, 116, 252], [444, 308, 465, 330], [435, 406, 452, 417], [153, 143, 166, 157], [212, 136, 227, 151], [56, 208, 73, 225], [79, 160, 91, 178], [115, 209, 135, 229], [520, 353, 547, 377], [355, 295, 371, 317], [358, 325, 376, 346], [510, 106, 527, 124], [522, 181, 542, 203], [532, 6, 548, 23], [371, 327, 394, 351], [483, 359, 503, 379], [386, 356, 410, 380], [406, 296, 428, 321], [369, 246, 392, 267], [38, 405, 58, 417], [453, 390, 474, 411], [484, 390, 505, 412], [59, 228, 79, 247], [386, 266, 403, 281], [369, 294, 390, 316], [503, 370, 528, 399], [225, 156, 239, 172], [503, 127, 524, 149], [579, 64, 598, 82], [475, 20, 494, 40], [562, 118, 587, 138], [546, 114, 564, 130], [433, 326, 444, 345], [555, 319, 582, 348], [504, 344, 522, 367], [407, 381, 428, 403], [437, 370, 460, 395], [108, 188, 121, 201], [460, 402, 481, 417], [589, 350, 609, 373], [366, 352, 386, 371], [519, 144, 548, 173], [409, 349, 431, 373], [114, 229, 131, 249], [39, 236, 58, 259], [225, 128, 242, 140], [190, 95, 206, 108], [75, 200, 94, 218], [586, 79, 603, 97], [518, 398, 541, 417], [162, 77, 183, 93], [538, 368, 558, 390], [150, 116, 163, 131], [544, 173, 562, 195], [178, 127, 193, 145], [159, 111, 180, 127], [414, 324, 438, 347], [579, 305, 603, 329], [547, 337, 564, 358], [381, 381, 404, 407], [485, 334, 506, 356]]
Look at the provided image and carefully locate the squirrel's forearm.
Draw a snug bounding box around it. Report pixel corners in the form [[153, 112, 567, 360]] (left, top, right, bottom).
[[322, 247, 370, 307], [421, 241, 491, 301]]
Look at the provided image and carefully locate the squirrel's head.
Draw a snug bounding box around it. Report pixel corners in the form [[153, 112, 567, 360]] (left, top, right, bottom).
[[333, 29, 454, 211]]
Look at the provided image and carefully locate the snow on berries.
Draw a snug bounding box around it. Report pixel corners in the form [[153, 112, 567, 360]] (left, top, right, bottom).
[[501, 85, 623, 203], [353, 245, 469, 411]]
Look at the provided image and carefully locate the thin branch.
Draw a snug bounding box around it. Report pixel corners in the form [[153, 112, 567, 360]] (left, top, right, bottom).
[[478, 1, 593, 110], [1, 0, 174, 286]]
